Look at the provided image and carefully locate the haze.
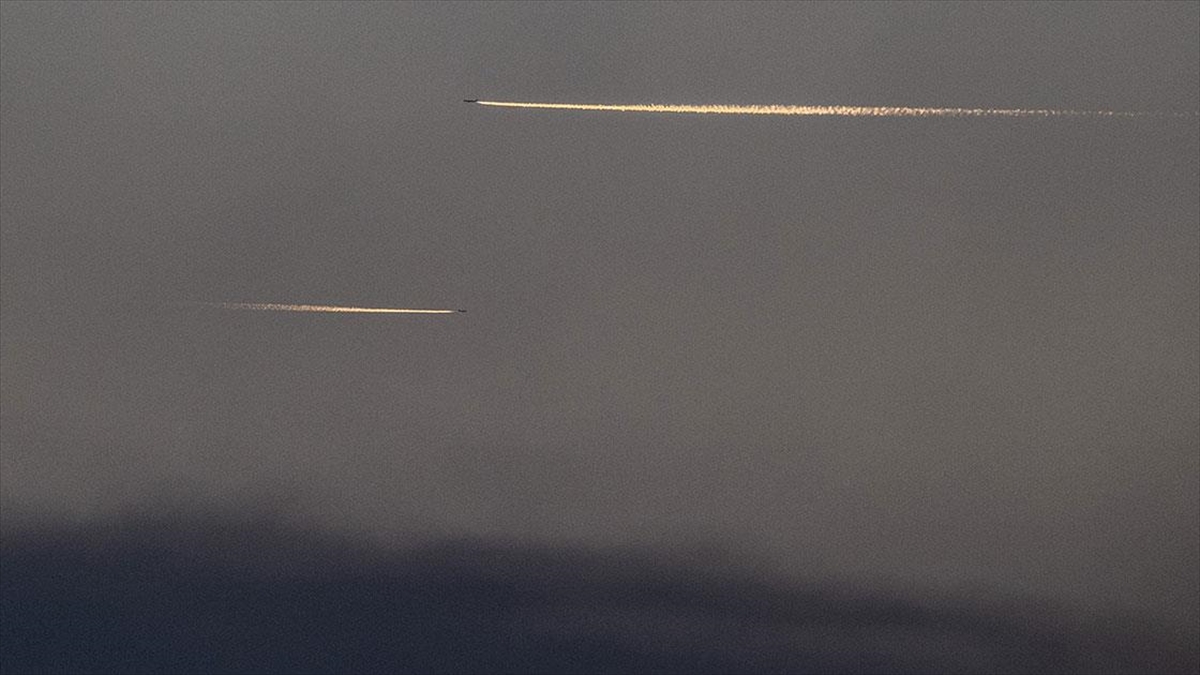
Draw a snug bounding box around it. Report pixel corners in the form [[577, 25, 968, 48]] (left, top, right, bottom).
[[2, 2, 1197, 663]]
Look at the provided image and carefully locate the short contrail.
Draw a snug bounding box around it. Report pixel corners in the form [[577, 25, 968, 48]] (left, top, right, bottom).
[[189, 302, 465, 314], [472, 100, 1188, 118]]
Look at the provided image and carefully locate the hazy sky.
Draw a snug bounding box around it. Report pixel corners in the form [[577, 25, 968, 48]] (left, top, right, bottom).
[[2, 0, 1197, 636]]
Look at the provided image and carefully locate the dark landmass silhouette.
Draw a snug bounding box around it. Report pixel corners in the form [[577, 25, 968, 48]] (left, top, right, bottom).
[[2, 510, 1195, 674]]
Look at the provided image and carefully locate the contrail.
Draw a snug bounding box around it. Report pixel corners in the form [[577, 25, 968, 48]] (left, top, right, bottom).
[[472, 100, 1189, 118], [188, 302, 465, 314]]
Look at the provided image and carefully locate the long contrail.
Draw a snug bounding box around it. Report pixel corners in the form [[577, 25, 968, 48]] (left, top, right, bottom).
[[472, 100, 1188, 118], [188, 302, 465, 314]]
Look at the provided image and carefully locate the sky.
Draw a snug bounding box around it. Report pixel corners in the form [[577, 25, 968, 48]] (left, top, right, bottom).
[[1, 2, 1198, 669]]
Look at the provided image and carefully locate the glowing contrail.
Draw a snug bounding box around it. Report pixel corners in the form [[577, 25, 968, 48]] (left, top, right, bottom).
[[189, 302, 465, 314], [473, 100, 1185, 118]]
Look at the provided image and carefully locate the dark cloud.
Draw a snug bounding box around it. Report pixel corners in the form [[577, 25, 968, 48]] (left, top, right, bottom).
[[3, 511, 1195, 675]]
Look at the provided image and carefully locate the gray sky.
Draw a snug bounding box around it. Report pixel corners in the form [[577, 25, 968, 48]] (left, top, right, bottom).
[[2, 1, 1197, 632]]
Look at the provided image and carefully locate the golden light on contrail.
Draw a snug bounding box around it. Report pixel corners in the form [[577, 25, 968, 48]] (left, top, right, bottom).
[[190, 302, 465, 314], [474, 100, 1176, 118]]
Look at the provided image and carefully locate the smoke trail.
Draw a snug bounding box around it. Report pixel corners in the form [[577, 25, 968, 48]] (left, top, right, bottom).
[[475, 101, 1189, 118], [189, 302, 464, 314]]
